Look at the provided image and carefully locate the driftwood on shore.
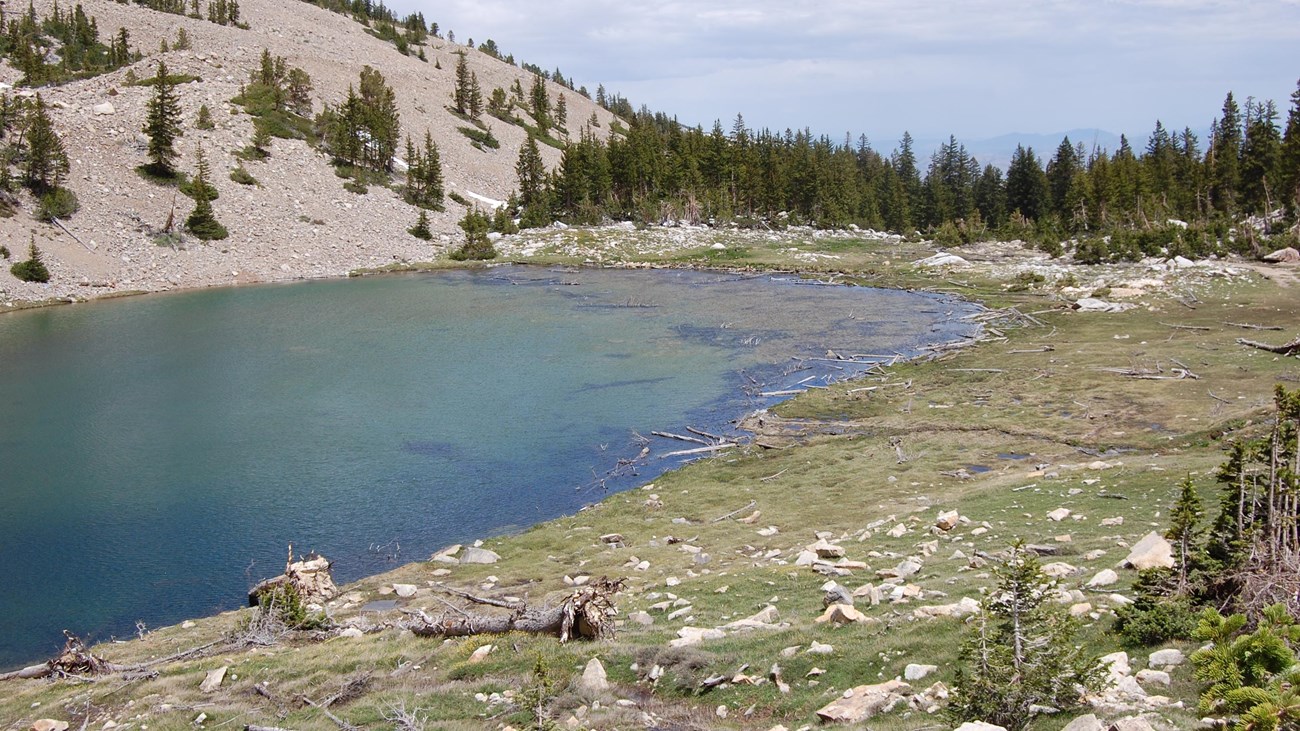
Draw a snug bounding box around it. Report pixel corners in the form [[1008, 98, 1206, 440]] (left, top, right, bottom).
[[407, 578, 623, 642]]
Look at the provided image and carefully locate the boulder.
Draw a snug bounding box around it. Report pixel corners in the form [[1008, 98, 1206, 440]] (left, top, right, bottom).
[[92, 102, 115, 115], [912, 596, 980, 619], [1041, 561, 1079, 577], [1262, 247, 1300, 263], [669, 627, 725, 647], [886, 523, 908, 538], [337, 627, 364, 638], [814, 603, 874, 626], [1087, 569, 1120, 588], [32, 720, 70, 731], [199, 665, 227, 693], [249, 553, 338, 606], [903, 663, 937, 681], [814, 679, 912, 723], [722, 605, 781, 631], [878, 558, 923, 579], [953, 723, 1007, 731], [1135, 669, 1171, 687], [392, 583, 418, 598], [578, 658, 608, 695], [935, 510, 961, 531], [1108, 718, 1157, 731], [460, 546, 501, 564], [1148, 648, 1185, 667], [822, 581, 854, 607], [809, 538, 845, 559], [1073, 298, 1136, 313], [467, 644, 494, 663], [1121, 532, 1175, 571], [1061, 714, 1105, 731], [1047, 508, 1072, 522]]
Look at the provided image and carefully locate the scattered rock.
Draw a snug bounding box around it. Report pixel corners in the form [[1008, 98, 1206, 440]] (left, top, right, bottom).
[[468, 644, 494, 663], [1121, 532, 1175, 571], [1102, 517, 1125, 527], [935, 510, 961, 531], [887, 523, 909, 538], [1073, 298, 1136, 313], [1047, 508, 1072, 522], [1087, 569, 1120, 588], [878, 558, 923, 579], [914, 252, 970, 268], [1062, 714, 1105, 731], [1148, 648, 1185, 667], [199, 665, 228, 693], [953, 723, 1007, 731], [814, 679, 912, 723], [1135, 669, 1171, 687], [338, 627, 364, 638], [628, 611, 654, 626], [1108, 717, 1157, 731], [815, 603, 875, 625], [460, 546, 501, 564], [1069, 602, 1094, 617], [1042, 561, 1079, 577], [810, 538, 845, 559], [392, 583, 418, 598], [822, 581, 854, 607], [1262, 247, 1300, 263], [92, 102, 115, 115], [578, 658, 608, 695], [903, 663, 937, 681], [32, 720, 70, 731], [669, 627, 726, 647], [806, 641, 834, 655], [722, 605, 782, 631], [912, 596, 981, 619], [853, 583, 882, 605]]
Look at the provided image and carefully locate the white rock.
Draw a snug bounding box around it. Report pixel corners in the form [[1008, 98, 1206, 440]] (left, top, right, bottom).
[[1136, 668, 1171, 687], [903, 663, 937, 680], [460, 546, 500, 564], [1122, 532, 1175, 571], [914, 253, 969, 268], [1087, 569, 1119, 587], [669, 627, 725, 647], [338, 627, 364, 638], [578, 658, 608, 695], [1148, 648, 1186, 667], [1041, 561, 1078, 577], [1047, 508, 1072, 522], [92, 102, 116, 115], [935, 510, 960, 531], [199, 666, 227, 693], [468, 644, 494, 663], [806, 641, 834, 654], [953, 723, 1007, 731], [392, 583, 418, 598], [1061, 713, 1105, 731]]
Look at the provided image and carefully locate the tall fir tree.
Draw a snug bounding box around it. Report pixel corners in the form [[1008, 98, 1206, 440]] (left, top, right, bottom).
[[1210, 92, 1243, 214], [142, 60, 183, 178], [185, 145, 227, 240], [1240, 100, 1282, 214], [22, 94, 70, 195], [1279, 79, 1300, 213]]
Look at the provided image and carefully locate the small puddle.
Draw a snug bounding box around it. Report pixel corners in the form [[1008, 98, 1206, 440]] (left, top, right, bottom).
[[965, 464, 992, 474], [997, 453, 1032, 461], [360, 600, 399, 612]]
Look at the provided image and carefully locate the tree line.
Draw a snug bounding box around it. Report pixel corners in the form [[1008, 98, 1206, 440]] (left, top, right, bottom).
[[520, 85, 1300, 259]]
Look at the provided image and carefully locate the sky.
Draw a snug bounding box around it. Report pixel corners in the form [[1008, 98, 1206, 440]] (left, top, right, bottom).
[[383, 0, 1300, 150]]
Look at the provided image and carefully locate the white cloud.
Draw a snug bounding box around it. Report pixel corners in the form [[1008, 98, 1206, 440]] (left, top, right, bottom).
[[386, 0, 1300, 141]]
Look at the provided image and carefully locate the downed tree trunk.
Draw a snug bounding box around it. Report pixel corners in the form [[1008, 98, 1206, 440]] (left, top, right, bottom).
[[409, 578, 623, 642], [1237, 336, 1300, 356]]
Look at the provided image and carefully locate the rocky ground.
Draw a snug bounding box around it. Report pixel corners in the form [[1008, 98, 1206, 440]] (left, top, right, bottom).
[[0, 0, 617, 307]]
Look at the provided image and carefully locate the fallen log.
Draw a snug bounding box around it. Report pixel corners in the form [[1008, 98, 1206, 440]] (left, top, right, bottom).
[[409, 578, 623, 643], [1237, 336, 1300, 356]]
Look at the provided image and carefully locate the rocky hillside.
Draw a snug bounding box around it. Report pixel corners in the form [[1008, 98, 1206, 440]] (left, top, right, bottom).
[[0, 0, 618, 306]]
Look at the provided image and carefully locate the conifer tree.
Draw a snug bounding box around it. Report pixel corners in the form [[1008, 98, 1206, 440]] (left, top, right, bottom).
[[555, 92, 567, 131], [10, 240, 51, 282], [22, 94, 70, 195], [467, 71, 483, 121], [1167, 475, 1205, 594], [195, 103, 214, 130], [185, 145, 227, 240], [948, 544, 1104, 731], [1240, 100, 1281, 214], [449, 207, 495, 260], [1210, 92, 1243, 213], [142, 60, 183, 178], [452, 52, 470, 115], [529, 73, 550, 135], [1279, 79, 1300, 213], [408, 209, 431, 239], [1006, 144, 1048, 221]]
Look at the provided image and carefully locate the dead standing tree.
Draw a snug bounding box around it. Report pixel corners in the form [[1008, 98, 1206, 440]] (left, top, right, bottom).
[[407, 578, 624, 642]]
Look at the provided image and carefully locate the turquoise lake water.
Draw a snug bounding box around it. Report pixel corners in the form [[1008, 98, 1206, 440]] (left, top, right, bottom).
[[0, 266, 979, 668]]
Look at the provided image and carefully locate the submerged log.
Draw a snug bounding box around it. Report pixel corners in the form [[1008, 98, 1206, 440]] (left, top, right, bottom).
[[409, 578, 623, 643]]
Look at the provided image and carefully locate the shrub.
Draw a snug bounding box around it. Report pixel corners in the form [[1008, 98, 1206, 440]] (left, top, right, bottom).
[[10, 242, 51, 282], [457, 125, 500, 150], [408, 210, 432, 240], [449, 207, 496, 260], [37, 187, 79, 221], [229, 165, 258, 186]]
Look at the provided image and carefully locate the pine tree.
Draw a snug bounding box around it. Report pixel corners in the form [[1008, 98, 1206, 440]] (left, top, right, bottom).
[[195, 103, 214, 130], [408, 209, 431, 239], [185, 145, 227, 240], [1167, 475, 1205, 594], [449, 207, 495, 260], [1006, 145, 1048, 221], [141, 60, 183, 178], [451, 52, 470, 115], [529, 73, 550, 135], [22, 94, 70, 195], [10, 240, 51, 283], [1210, 92, 1243, 213], [948, 544, 1104, 731], [1240, 100, 1282, 215], [555, 93, 567, 131], [467, 71, 483, 121], [1046, 136, 1081, 222], [1279, 79, 1300, 214]]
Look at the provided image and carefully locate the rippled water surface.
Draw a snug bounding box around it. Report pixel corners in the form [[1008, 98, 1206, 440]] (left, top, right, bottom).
[[0, 266, 979, 667]]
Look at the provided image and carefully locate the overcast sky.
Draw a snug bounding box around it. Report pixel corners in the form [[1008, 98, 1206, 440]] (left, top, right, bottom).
[[384, 0, 1299, 148]]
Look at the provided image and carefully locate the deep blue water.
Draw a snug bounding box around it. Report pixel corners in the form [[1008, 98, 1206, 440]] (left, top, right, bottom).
[[0, 266, 978, 668]]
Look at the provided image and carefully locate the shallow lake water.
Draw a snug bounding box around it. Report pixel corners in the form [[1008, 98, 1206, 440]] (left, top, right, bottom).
[[0, 266, 979, 667]]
